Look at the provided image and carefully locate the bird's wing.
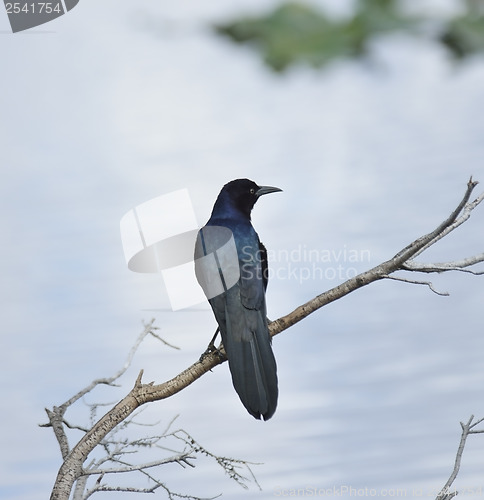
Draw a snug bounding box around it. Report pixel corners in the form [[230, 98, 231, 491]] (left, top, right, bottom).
[[195, 224, 277, 420], [194, 225, 241, 301], [237, 230, 266, 310], [259, 240, 269, 291]]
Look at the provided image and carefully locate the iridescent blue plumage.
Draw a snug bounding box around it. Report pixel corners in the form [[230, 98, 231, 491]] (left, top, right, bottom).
[[195, 179, 281, 420]]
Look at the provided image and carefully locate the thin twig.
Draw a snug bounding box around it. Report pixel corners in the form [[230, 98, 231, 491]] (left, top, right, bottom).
[[403, 254, 484, 275], [150, 330, 181, 350], [61, 320, 157, 409], [82, 453, 195, 476], [383, 274, 449, 296], [435, 415, 484, 500], [410, 187, 484, 261]]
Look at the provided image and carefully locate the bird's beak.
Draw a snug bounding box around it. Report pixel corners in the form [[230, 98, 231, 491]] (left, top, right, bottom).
[[256, 185, 283, 197]]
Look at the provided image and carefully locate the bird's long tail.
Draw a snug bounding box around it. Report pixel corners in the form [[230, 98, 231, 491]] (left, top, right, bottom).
[[222, 306, 278, 421]]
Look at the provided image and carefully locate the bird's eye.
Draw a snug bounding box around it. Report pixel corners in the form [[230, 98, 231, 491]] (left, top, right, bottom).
[[249, 188, 255, 195]]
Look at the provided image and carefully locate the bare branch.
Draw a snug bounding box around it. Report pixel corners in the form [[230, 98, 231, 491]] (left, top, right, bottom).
[[161, 414, 180, 435], [435, 415, 484, 500], [82, 453, 195, 476], [42, 318, 161, 456], [62, 419, 90, 433], [411, 184, 484, 261], [83, 482, 162, 499], [45, 407, 70, 461], [170, 429, 262, 490], [403, 253, 484, 275], [84, 481, 217, 500], [72, 476, 88, 500], [150, 330, 181, 350], [49, 178, 484, 500], [65, 320, 156, 406], [269, 177, 482, 336], [392, 177, 479, 262], [382, 274, 449, 296]]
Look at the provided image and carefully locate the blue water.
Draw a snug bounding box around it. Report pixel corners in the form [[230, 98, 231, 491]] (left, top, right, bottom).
[[1, 1, 484, 499]]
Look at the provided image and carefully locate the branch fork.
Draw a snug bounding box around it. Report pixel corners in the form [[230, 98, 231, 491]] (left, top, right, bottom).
[[47, 178, 484, 500]]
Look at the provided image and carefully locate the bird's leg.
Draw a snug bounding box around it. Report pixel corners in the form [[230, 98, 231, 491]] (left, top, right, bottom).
[[199, 327, 222, 361], [207, 327, 220, 351]]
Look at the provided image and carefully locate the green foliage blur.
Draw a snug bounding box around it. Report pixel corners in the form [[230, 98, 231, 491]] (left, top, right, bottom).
[[214, 0, 484, 71], [440, 0, 484, 59]]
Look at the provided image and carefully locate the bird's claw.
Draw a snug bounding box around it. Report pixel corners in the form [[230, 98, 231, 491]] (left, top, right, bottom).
[[200, 327, 223, 362], [199, 341, 217, 362], [199, 341, 225, 362]]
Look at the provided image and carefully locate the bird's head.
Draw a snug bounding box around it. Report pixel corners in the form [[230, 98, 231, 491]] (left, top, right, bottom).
[[217, 178, 282, 219]]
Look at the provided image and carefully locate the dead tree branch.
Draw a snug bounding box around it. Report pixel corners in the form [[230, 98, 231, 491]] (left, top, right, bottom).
[[382, 275, 450, 296], [402, 254, 484, 275], [435, 415, 484, 500], [269, 177, 483, 334], [44, 323, 259, 500], [48, 178, 484, 500], [41, 320, 162, 460]]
